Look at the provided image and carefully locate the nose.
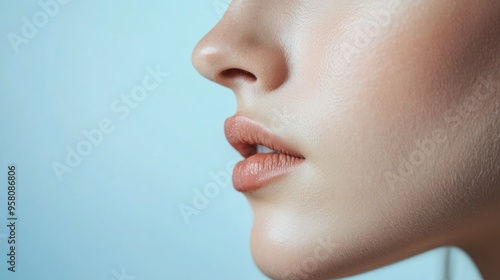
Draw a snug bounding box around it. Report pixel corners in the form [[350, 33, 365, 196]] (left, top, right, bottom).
[[191, 3, 288, 94]]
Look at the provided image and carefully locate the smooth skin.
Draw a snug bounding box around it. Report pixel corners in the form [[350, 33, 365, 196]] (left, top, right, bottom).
[[192, 1, 500, 279]]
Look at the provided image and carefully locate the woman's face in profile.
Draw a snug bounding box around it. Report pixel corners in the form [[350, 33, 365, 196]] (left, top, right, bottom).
[[193, 1, 500, 279]]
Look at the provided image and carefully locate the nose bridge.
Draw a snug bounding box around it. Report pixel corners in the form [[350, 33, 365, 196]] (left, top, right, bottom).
[[191, 2, 289, 93]]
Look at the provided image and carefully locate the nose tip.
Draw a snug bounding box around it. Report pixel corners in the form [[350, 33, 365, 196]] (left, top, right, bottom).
[[191, 15, 288, 93], [191, 41, 218, 83]]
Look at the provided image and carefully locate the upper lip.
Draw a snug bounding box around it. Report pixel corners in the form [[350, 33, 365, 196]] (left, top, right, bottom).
[[224, 114, 305, 159]]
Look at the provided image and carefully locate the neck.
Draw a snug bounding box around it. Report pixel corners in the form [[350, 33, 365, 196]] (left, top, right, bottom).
[[459, 210, 500, 280], [463, 235, 500, 280]]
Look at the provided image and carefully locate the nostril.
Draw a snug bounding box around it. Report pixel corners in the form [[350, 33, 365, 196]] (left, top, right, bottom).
[[219, 68, 257, 83]]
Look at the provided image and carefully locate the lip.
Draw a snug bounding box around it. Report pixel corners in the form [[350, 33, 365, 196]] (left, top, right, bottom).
[[224, 114, 305, 192]]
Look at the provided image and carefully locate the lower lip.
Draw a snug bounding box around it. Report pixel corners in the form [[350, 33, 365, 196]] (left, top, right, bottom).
[[232, 153, 304, 192]]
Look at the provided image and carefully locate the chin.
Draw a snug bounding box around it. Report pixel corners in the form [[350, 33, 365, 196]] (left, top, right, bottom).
[[246, 194, 446, 280], [247, 208, 353, 280]]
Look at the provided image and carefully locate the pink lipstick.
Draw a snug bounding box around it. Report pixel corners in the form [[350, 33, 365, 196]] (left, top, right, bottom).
[[224, 114, 305, 192]]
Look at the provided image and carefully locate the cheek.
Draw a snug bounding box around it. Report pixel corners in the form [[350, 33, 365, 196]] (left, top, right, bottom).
[[295, 0, 494, 189]]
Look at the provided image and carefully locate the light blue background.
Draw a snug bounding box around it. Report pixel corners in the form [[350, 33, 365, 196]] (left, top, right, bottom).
[[0, 1, 483, 279]]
